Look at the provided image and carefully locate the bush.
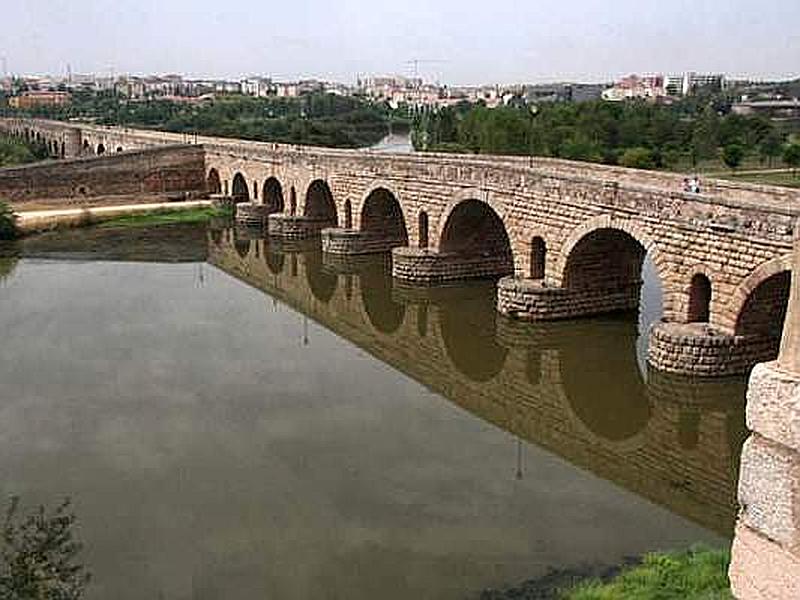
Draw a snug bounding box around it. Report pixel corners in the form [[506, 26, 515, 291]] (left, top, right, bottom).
[[785, 143, 800, 177], [0, 201, 16, 240], [619, 147, 657, 170], [722, 144, 745, 171], [1, 497, 91, 599]]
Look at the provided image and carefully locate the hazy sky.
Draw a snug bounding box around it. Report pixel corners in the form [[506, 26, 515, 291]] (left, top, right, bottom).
[[3, 0, 799, 84]]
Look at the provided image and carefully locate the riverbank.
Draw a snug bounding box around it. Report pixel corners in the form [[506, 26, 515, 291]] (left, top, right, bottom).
[[480, 547, 731, 599], [13, 201, 220, 236]]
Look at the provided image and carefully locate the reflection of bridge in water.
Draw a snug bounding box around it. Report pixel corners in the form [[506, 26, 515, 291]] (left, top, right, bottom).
[[209, 228, 747, 537]]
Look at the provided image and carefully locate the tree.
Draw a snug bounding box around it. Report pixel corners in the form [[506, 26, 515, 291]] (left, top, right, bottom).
[[1, 497, 90, 599], [760, 131, 784, 167], [690, 105, 720, 166], [0, 201, 16, 240], [619, 147, 656, 169], [722, 144, 745, 172], [785, 143, 800, 178]]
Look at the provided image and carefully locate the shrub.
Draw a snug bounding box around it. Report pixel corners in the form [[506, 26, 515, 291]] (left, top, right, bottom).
[[1, 497, 91, 599], [0, 201, 16, 240], [619, 147, 657, 170]]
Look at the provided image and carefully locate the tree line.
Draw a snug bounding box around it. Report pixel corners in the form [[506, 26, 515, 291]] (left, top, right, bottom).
[[412, 95, 800, 173], [2, 91, 407, 149]]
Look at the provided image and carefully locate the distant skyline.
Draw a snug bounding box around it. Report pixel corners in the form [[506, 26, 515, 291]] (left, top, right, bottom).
[[3, 0, 799, 85]]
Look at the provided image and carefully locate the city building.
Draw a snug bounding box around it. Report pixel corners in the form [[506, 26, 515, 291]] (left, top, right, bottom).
[[9, 90, 71, 109]]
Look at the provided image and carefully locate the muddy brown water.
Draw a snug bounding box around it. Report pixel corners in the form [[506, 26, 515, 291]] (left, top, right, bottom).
[[0, 223, 746, 599]]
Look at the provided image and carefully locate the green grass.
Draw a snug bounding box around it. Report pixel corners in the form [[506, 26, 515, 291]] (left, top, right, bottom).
[[97, 206, 232, 229], [717, 170, 800, 188], [563, 547, 732, 600]]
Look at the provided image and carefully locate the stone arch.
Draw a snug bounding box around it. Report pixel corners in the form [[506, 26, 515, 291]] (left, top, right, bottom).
[[97, 143, 106, 155], [359, 187, 409, 249], [303, 179, 337, 226], [688, 273, 712, 323], [116, 146, 123, 153], [418, 211, 429, 249], [561, 227, 647, 313], [207, 168, 222, 194], [530, 236, 546, 279], [289, 186, 297, 215], [438, 197, 514, 276], [60, 142, 65, 158], [556, 216, 665, 285], [731, 257, 792, 341], [343, 199, 353, 229], [434, 189, 510, 251], [727, 254, 793, 331], [231, 172, 250, 202], [262, 177, 285, 213], [82, 139, 91, 154]]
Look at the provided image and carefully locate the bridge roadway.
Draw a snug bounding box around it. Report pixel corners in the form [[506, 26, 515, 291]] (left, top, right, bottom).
[[3, 117, 800, 377], [208, 230, 746, 536]]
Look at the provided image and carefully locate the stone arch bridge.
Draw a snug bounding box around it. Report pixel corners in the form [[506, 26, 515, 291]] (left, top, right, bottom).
[[3, 116, 799, 377]]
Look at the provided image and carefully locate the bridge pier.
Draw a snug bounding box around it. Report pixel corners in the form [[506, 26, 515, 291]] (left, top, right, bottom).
[[267, 214, 330, 240], [647, 322, 780, 377], [496, 276, 641, 321], [321, 228, 406, 255], [391, 247, 513, 285], [729, 230, 800, 599], [235, 202, 277, 227]]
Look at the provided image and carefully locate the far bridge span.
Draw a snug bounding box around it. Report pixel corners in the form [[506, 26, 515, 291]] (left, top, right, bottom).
[[3, 116, 799, 377]]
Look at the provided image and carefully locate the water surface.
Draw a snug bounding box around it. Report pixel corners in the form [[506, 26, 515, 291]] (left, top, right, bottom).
[[0, 224, 746, 599]]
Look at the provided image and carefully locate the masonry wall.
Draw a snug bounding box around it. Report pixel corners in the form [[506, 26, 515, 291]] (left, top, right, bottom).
[[0, 145, 207, 205], [3, 117, 799, 335]]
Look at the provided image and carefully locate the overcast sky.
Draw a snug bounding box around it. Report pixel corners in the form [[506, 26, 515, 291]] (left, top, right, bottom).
[[3, 0, 799, 84]]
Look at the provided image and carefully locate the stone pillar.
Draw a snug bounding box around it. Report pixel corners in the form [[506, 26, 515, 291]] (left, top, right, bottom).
[[321, 228, 405, 255], [496, 276, 640, 321], [235, 202, 275, 227], [729, 227, 800, 598], [647, 322, 778, 377], [392, 247, 512, 284], [267, 213, 329, 240]]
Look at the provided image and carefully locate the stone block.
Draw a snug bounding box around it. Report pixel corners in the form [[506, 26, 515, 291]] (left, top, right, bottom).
[[746, 362, 800, 453], [730, 522, 800, 600], [738, 434, 800, 551]]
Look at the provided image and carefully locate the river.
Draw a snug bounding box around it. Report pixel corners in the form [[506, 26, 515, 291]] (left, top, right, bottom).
[[0, 222, 746, 599]]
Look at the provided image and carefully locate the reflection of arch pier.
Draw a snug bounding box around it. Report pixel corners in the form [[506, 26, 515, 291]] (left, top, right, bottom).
[[208, 231, 748, 536]]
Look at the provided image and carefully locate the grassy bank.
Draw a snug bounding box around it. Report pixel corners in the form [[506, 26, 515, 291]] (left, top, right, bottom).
[[480, 547, 731, 599], [717, 170, 800, 188], [97, 206, 232, 229], [563, 547, 731, 599]]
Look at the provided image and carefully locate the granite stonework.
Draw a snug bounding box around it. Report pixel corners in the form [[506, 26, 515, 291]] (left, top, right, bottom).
[[0, 144, 206, 205], [496, 276, 640, 321], [4, 117, 800, 376], [392, 247, 513, 284], [647, 323, 780, 377], [730, 229, 800, 598], [267, 214, 330, 240], [321, 228, 406, 255], [235, 202, 276, 227]]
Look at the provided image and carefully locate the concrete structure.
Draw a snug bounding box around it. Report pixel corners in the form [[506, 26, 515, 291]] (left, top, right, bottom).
[[2, 117, 799, 377], [729, 229, 800, 598]]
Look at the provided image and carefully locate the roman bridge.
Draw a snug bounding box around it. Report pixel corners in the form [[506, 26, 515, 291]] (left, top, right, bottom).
[[3, 117, 800, 377]]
